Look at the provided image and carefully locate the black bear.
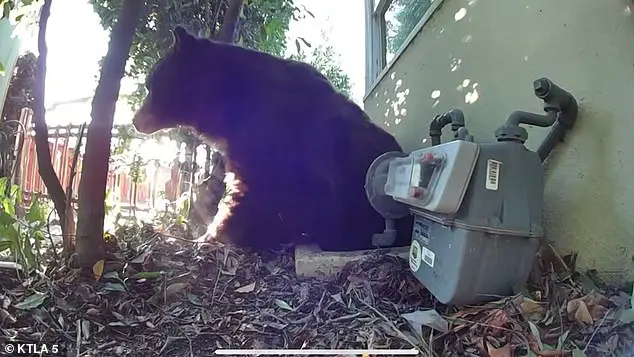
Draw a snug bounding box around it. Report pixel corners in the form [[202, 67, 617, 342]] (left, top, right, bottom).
[[133, 26, 413, 252]]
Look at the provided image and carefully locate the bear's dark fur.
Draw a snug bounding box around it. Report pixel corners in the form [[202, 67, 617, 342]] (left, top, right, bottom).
[[133, 26, 413, 252]]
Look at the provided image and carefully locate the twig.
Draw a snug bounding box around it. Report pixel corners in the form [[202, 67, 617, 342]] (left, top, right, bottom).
[[444, 316, 533, 352], [159, 232, 198, 243], [209, 256, 222, 307], [63, 122, 85, 255], [583, 308, 611, 352], [46, 207, 60, 262], [548, 243, 570, 272], [75, 319, 81, 357], [177, 326, 194, 357], [357, 296, 429, 356]]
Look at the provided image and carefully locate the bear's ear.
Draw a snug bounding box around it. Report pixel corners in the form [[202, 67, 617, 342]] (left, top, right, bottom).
[[171, 26, 194, 51]]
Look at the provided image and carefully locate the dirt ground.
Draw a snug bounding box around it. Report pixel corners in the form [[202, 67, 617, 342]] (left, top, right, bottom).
[[0, 223, 632, 357]]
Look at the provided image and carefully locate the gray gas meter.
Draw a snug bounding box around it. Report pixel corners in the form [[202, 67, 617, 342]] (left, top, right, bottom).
[[365, 77, 578, 306]]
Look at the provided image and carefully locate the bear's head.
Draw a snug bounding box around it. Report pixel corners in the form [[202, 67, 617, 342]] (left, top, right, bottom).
[[133, 26, 235, 136]]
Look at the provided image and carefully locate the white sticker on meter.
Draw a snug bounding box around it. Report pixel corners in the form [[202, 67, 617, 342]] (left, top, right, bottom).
[[409, 241, 422, 272], [485, 159, 501, 191], [421, 246, 435, 268]]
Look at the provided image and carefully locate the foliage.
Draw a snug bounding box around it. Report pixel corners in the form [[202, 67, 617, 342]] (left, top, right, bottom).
[[0, 0, 41, 76], [129, 154, 146, 184], [290, 44, 353, 98], [1, 52, 37, 121], [90, 0, 302, 111], [152, 192, 190, 229], [0, 176, 48, 273], [385, 0, 431, 55], [1, 53, 37, 178]]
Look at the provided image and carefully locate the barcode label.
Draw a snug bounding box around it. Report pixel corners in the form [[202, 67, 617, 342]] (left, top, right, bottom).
[[422, 246, 435, 268], [485, 159, 501, 191]]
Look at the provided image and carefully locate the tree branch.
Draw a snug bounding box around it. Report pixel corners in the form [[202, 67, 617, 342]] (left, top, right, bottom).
[[33, 0, 68, 239], [216, 0, 244, 43]]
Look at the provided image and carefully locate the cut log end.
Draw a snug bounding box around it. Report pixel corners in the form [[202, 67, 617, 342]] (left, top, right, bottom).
[[294, 244, 410, 278]]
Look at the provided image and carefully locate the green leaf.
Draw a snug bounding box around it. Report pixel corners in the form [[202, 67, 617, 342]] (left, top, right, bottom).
[[21, 0, 32, 5], [0, 209, 16, 226], [26, 195, 45, 224], [572, 348, 587, 357], [20, 228, 37, 271], [103, 282, 127, 292], [14, 292, 47, 310], [528, 321, 543, 351], [297, 36, 311, 48], [274, 299, 294, 311], [2, 1, 11, 20], [187, 293, 202, 306], [14, 13, 22, 21], [131, 271, 162, 279], [0, 239, 12, 251], [0, 61, 4, 76], [557, 330, 570, 350], [2, 197, 15, 217], [619, 283, 634, 323], [619, 309, 634, 323], [102, 271, 120, 280], [0, 177, 8, 196]]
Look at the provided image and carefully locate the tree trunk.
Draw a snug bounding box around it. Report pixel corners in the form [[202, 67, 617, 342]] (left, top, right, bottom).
[[32, 0, 70, 252], [75, 0, 146, 268], [216, 0, 244, 43]]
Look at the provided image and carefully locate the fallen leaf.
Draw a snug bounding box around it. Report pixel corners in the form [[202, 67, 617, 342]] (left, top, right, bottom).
[[573, 300, 594, 325], [92, 260, 105, 280], [0, 308, 16, 324], [331, 293, 344, 304], [401, 309, 449, 334], [165, 283, 188, 299], [488, 309, 510, 325], [14, 292, 47, 310], [528, 321, 543, 351], [187, 294, 202, 306], [81, 320, 90, 340], [222, 256, 239, 275], [487, 343, 512, 357], [539, 351, 573, 357], [602, 334, 619, 354], [264, 321, 287, 330], [450, 306, 484, 319], [274, 299, 294, 311], [131, 271, 163, 279], [103, 283, 126, 292], [588, 303, 608, 321], [101, 271, 119, 280], [130, 251, 151, 264], [557, 330, 570, 350], [235, 282, 256, 293], [620, 309, 634, 323], [520, 297, 546, 321]]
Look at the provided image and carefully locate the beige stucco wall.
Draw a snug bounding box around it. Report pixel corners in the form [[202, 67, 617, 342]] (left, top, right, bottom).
[[364, 0, 634, 284]]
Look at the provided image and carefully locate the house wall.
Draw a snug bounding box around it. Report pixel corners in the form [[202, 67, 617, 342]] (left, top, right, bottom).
[[364, 0, 634, 284]]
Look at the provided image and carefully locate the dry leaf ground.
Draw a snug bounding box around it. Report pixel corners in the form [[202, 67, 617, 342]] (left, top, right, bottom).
[[0, 224, 632, 357]]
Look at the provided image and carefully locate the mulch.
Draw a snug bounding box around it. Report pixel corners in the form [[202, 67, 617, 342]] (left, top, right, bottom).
[[0, 223, 632, 357]]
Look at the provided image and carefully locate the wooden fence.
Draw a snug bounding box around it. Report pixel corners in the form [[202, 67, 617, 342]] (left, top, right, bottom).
[[13, 108, 190, 212]]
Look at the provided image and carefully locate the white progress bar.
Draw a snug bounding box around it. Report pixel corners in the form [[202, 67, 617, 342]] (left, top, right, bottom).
[[214, 349, 419, 355]]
